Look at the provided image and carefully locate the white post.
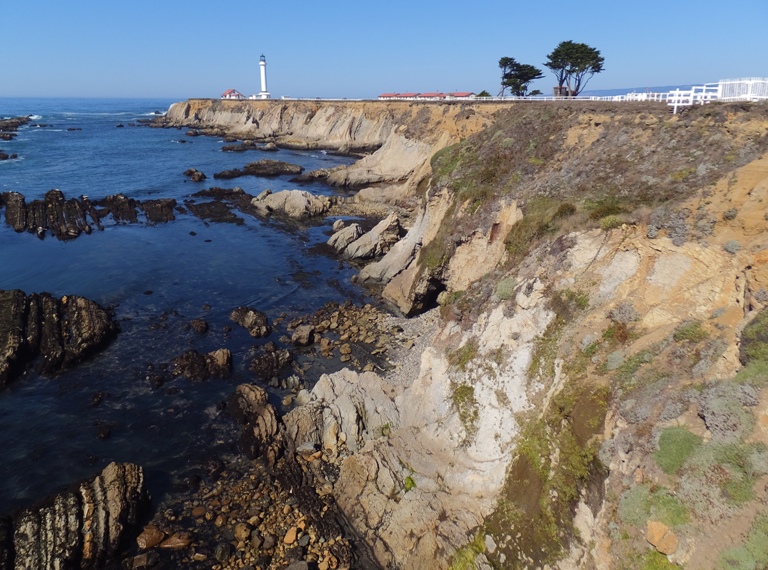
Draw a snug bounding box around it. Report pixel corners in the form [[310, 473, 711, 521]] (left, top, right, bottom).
[[258, 54, 270, 99]]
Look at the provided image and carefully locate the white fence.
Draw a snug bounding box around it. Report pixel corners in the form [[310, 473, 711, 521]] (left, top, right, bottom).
[[364, 78, 768, 114]]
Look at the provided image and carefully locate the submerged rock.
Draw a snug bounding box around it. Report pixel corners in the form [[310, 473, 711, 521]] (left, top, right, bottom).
[[213, 159, 303, 180], [0, 462, 148, 569], [0, 290, 118, 388]]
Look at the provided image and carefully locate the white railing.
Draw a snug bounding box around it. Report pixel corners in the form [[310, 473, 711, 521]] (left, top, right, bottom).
[[239, 78, 768, 113]]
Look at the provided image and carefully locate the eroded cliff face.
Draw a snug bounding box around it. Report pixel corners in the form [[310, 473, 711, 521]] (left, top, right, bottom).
[[276, 102, 768, 569], [161, 98, 768, 568], [160, 99, 507, 201]]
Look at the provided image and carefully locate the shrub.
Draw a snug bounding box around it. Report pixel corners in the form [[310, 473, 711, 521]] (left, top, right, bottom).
[[554, 202, 576, 219], [404, 475, 416, 492], [655, 426, 702, 474], [609, 301, 639, 324], [723, 208, 739, 220], [673, 320, 708, 343], [723, 239, 742, 254], [494, 278, 517, 301], [739, 307, 768, 365], [600, 215, 624, 230]]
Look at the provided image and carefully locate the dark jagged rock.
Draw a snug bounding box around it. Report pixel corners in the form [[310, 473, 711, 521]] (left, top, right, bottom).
[[249, 342, 293, 381], [169, 348, 232, 381], [230, 306, 271, 338], [213, 159, 304, 180], [185, 199, 244, 225], [0, 191, 178, 240], [0, 290, 118, 388], [182, 168, 207, 181], [0, 462, 148, 570], [185, 187, 256, 224], [96, 193, 140, 223], [140, 198, 177, 224]]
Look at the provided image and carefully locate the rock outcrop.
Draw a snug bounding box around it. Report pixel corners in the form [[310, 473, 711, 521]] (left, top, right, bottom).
[[250, 189, 333, 219], [213, 159, 303, 180], [0, 190, 177, 240], [229, 306, 271, 338], [340, 212, 402, 259], [0, 290, 118, 388], [0, 462, 148, 569]]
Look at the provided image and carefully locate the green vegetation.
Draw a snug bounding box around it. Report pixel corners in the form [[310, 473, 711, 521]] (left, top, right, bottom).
[[504, 197, 570, 264], [404, 475, 417, 492], [586, 196, 627, 220], [449, 340, 479, 371], [673, 320, 708, 343], [544, 40, 605, 96], [451, 383, 480, 439], [639, 551, 679, 570], [494, 277, 517, 300], [449, 531, 486, 570], [719, 513, 768, 570], [655, 427, 702, 474], [600, 215, 624, 230], [485, 384, 609, 567], [739, 307, 768, 364], [670, 166, 696, 182], [618, 484, 690, 527], [498, 56, 544, 97]]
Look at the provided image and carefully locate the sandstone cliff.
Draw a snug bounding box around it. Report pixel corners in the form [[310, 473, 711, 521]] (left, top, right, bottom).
[[160, 99, 507, 202], [162, 98, 768, 569]]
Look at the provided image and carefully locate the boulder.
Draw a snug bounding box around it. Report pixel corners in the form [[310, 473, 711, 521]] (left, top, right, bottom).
[[327, 223, 363, 252], [251, 189, 333, 219], [183, 168, 207, 182], [342, 213, 402, 259], [291, 325, 315, 346], [228, 384, 280, 462], [229, 306, 271, 337]]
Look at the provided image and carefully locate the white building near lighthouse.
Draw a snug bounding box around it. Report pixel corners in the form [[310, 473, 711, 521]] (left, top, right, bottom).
[[249, 54, 271, 99]]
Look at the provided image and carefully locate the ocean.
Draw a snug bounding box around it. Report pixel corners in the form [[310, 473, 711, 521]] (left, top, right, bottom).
[[0, 97, 365, 514]]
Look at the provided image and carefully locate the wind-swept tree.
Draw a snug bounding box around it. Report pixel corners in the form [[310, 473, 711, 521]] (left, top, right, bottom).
[[544, 41, 604, 96], [499, 57, 544, 97]]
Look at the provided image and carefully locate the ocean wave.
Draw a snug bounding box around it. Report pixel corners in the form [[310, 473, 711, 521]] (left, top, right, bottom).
[[28, 115, 42, 120]]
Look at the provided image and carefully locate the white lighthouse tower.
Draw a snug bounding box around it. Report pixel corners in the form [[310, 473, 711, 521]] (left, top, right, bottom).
[[258, 54, 270, 99]]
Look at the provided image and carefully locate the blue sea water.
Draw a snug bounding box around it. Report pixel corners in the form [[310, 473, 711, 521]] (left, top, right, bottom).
[[0, 98, 364, 513]]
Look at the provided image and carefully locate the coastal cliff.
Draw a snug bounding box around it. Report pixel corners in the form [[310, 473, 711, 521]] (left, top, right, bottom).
[[160, 98, 508, 202], [161, 98, 768, 569]]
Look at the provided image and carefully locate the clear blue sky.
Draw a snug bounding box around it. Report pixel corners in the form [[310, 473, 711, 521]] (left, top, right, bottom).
[[3, 0, 766, 99]]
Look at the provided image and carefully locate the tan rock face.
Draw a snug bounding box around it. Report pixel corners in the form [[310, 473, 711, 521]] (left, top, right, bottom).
[[646, 520, 679, 555]]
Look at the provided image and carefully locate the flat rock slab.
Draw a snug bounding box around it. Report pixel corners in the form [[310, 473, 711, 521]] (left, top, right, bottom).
[[213, 159, 304, 179]]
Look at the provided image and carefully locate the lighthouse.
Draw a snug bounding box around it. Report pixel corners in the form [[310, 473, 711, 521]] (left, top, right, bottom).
[[258, 54, 271, 99]]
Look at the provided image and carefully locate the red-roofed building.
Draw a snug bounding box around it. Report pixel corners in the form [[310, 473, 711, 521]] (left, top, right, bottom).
[[418, 92, 446, 99], [221, 89, 246, 100], [447, 92, 475, 98]]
